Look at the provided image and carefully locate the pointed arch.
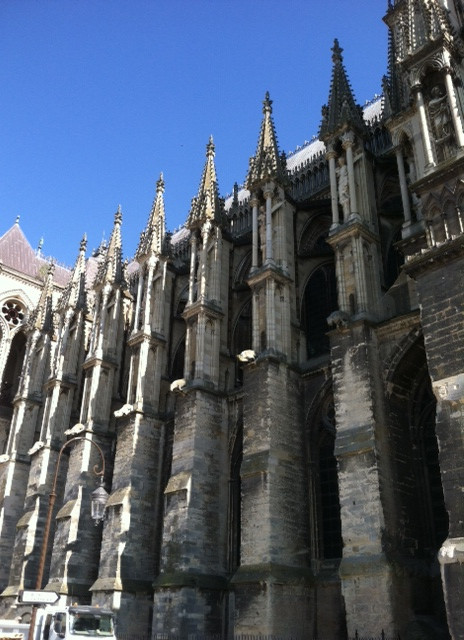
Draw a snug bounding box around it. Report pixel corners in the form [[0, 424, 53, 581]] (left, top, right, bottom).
[[231, 298, 252, 357], [385, 330, 448, 577], [228, 415, 243, 573], [298, 213, 332, 258], [234, 251, 252, 288], [301, 262, 337, 358], [306, 380, 342, 561], [0, 330, 27, 408], [171, 335, 186, 381]]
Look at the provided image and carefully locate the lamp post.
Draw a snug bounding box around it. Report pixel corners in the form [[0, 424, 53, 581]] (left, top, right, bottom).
[[28, 435, 109, 640]]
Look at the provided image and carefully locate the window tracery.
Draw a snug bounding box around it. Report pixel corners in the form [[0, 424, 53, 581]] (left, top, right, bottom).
[[2, 300, 25, 328]]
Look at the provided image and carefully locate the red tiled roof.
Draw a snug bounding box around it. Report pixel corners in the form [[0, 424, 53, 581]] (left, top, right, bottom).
[[0, 223, 71, 288]]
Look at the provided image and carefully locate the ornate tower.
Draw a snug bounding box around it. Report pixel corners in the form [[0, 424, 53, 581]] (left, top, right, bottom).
[[0, 237, 91, 616], [231, 94, 310, 636], [44, 209, 128, 600], [0, 264, 56, 610], [320, 40, 399, 636], [182, 137, 226, 387], [92, 177, 173, 634], [152, 140, 231, 637], [321, 40, 384, 319], [246, 92, 298, 359], [384, 2, 464, 637]]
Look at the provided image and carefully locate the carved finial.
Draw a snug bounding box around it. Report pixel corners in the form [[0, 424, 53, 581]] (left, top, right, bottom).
[[206, 135, 215, 156], [115, 205, 122, 225], [263, 91, 273, 114], [332, 39, 343, 63], [156, 172, 165, 194], [37, 237, 44, 255], [15, 215, 20, 225], [80, 233, 87, 252]]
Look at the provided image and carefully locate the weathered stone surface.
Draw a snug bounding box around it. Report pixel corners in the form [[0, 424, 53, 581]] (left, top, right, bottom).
[[1, 5, 464, 637]]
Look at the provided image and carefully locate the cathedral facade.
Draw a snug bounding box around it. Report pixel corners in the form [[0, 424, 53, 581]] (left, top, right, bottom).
[[0, 2, 463, 638]]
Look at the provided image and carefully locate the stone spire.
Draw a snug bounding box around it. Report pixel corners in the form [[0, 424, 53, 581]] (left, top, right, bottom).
[[246, 92, 287, 189], [57, 234, 88, 312], [28, 262, 55, 332], [383, 22, 404, 117], [187, 137, 222, 229], [94, 206, 123, 287], [136, 173, 166, 260], [319, 39, 364, 140]]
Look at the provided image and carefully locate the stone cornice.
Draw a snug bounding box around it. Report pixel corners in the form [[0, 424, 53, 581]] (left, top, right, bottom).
[[404, 235, 464, 278]]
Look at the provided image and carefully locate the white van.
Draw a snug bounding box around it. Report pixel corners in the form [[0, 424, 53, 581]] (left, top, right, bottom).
[[33, 605, 116, 640]]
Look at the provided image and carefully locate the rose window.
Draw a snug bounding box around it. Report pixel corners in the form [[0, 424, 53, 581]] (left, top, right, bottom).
[[2, 301, 25, 326]]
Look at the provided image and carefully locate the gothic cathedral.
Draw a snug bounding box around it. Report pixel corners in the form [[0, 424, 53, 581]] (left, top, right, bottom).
[[0, 2, 463, 638]]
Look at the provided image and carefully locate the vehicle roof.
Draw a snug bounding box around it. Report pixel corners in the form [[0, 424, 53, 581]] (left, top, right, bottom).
[[68, 605, 114, 616]]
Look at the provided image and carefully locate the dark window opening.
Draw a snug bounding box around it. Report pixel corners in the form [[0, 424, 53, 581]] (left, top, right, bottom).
[[228, 422, 243, 573], [171, 340, 185, 381], [318, 426, 343, 559], [303, 264, 337, 358], [0, 331, 27, 407]]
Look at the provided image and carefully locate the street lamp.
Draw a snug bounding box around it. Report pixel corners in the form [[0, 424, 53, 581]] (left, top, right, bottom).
[[28, 435, 109, 639], [91, 478, 110, 524]]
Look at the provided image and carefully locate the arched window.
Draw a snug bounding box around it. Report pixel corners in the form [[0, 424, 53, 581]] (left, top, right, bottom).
[[308, 392, 343, 560], [302, 264, 337, 358], [228, 420, 242, 573], [1, 331, 27, 407], [232, 300, 252, 357], [318, 427, 343, 559], [176, 286, 189, 317], [386, 333, 448, 621], [171, 338, 185, 382], [383, 224, 403, 290], [410, 371, 448, 550]]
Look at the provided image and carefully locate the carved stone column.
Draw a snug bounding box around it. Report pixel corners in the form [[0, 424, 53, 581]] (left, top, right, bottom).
[[394, 147, 412, 224], [251, 194, 259, 269], [327, 145, 339, 227], [413, 85, 435, 167], [188, 233, 198, 305], [263, 182, 274, 263], [444, 67, 464, 148], [341, 132, 358, 215]]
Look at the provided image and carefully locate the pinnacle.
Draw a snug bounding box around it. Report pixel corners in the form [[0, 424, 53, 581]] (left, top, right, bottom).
[[115, 205, 122, 226], [80, 233, 87, 253], [319, 39, 364, 140], [29, 262, 55, 332], [246, 91, 287, 189], [94, 207, 123, 287], [58, 233, 88, 311], [136, 172, 167, 259], [331, 38, 343, 63], [186, 137, 221, 229], [262, 91, 273, 114], [156, 172, 165, 194]]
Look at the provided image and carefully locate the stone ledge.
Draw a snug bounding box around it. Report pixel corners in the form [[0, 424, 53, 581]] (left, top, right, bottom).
[[339, 553, 391, 577], [153, 571, 227, 590], [230, 562, 313, 585], [90, 577, 153, 593]]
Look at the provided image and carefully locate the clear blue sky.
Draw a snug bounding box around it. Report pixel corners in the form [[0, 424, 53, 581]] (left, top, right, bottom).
[[1, 0, 389, 267]]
